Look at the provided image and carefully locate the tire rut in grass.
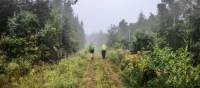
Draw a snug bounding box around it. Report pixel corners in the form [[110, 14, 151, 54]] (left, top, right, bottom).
[[80, 56, 124, 88], [101, 59, 124, 88], [79, 58, 96, 88]]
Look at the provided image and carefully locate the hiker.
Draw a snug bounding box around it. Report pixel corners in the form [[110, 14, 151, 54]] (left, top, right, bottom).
[[89, 43, 95, 60], [101, 44, 107, 59]]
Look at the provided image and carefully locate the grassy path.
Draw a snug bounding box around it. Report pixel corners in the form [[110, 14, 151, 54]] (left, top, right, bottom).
[[101, 59, 124, 88], [10, 53, 125, 88], [80, 58, 96, 88], [86, 60, 96, 88], [94, 58, 124, 88], [80, 55, 125, 88]]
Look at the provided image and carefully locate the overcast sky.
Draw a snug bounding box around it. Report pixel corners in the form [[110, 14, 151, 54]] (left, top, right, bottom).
[[72, 0, 161, 35]]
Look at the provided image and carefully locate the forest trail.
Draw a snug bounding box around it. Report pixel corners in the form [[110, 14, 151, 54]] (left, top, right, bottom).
[[81, 55, 124, 88], [9, 52, 126, 88], [101, 59, 124, 88], [84, 59, 96, 88]]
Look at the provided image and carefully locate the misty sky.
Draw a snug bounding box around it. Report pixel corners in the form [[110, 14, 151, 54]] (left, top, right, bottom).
[[72, 0, 161, 35]]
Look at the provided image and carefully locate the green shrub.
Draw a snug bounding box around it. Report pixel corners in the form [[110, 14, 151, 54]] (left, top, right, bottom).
[[130, 31, 155, 53], [0, 11, 39, 61], [7, 62, 20, 72], [108, 49, 128, 71], [122, 47, 200, 88]]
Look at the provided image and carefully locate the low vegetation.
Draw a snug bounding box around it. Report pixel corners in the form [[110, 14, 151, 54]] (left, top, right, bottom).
[[1, 53, 87, 88], [108, 48, 200, 88]]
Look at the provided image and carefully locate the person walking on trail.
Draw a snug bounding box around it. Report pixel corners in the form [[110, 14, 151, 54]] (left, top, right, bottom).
[[89, 43, 95, 60], [101, 44, 107, 59]]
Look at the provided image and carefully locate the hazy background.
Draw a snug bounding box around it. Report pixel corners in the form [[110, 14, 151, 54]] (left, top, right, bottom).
[[72, 0, 161, 35]]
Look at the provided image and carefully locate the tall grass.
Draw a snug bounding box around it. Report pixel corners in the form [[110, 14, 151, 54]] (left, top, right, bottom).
[[10, 54, 88, 88]]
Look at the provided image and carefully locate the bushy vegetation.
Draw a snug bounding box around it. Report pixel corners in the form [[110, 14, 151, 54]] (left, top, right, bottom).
[[106, 1, 200, 87], [1, 54, 87, 88], [107, 47, 200, 88], [0, 0, 85, 87], [0, 0, 85, 61], [124, 47, 200, 88], [107, 0, 200, 64]]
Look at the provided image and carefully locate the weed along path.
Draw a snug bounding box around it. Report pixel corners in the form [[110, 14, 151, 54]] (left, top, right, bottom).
[[81, 55, 125, 88]]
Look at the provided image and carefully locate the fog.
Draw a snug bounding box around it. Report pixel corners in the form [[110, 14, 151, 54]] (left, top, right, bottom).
[[72, 0, 161, 35]]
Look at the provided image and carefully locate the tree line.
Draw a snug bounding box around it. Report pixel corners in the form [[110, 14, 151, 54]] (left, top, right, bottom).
[[0, 0, 86, 86], [0, 0, 85, 63], [107, 0, 200, 65]]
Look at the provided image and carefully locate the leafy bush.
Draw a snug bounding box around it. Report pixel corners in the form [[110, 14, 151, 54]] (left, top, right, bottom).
[[130, 31, 156, 53], [0, 11, 39, 60], [122, 47, 200, 88], [108, 49, 128, 71], [0, 11, 39, 87], [37, 23, 61, 61], [8, 11, 39, 37]]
